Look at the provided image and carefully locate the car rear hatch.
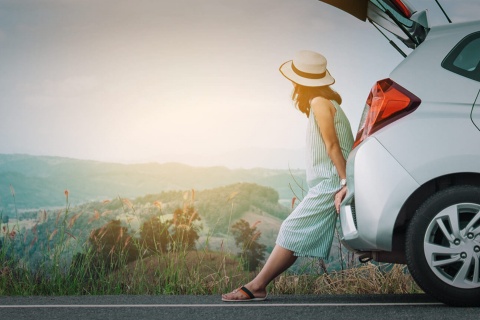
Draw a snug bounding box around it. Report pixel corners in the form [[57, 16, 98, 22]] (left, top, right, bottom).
[[319, 0, 429, 50]]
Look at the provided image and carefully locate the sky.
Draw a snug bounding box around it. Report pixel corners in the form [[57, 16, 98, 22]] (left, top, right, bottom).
[[0, 0, 478, 169]]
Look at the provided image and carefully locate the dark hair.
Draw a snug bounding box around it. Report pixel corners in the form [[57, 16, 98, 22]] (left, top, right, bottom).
[[292, 85, 342, 117]]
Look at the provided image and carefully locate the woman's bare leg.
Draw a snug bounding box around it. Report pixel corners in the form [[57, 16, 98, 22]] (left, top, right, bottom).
[[222, 245, 297, 300]]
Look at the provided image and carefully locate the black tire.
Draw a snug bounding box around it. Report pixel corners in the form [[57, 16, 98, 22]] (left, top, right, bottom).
[[406, 185, 480, 307]]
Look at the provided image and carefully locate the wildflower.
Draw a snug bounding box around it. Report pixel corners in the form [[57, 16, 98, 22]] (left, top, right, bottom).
[[49, 229, 58, 241], [124, 236, 132, 250], [153, 201, 162, 209], [41, 210, 47, 222], [251, 220, 262, 229], [188, 210, 198, 225], [122, 198, 133, 208], [30, 236, 38, 248], [252, 231, 261, 242], [88, 210, 100, 224], [227, 191, 239, 202], [98, 227, 107, 240], [55, 211, 61, 225], [291, 197, 297, 209], [65, 231, 76, 240], [101, 210, 112, 217], [68, 213, 82, 228]]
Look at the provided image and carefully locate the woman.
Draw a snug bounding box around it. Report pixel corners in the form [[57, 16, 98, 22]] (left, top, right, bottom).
[[222, 50, 353, 301]]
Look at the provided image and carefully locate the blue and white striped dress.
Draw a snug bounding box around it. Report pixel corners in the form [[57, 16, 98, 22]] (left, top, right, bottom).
[[276, 100, 353, 258]]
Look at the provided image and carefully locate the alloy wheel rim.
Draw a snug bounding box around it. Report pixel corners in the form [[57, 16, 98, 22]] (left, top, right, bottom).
[[424, 203, 480, 289]]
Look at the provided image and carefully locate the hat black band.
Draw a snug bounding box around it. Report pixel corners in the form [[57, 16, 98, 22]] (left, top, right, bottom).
[[292, 63, 326, 79]]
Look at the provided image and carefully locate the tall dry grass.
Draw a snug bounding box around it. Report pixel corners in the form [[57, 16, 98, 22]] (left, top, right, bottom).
[[271, 263, 421, 295]]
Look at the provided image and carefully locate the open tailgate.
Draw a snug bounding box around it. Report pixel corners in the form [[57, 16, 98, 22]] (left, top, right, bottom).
[[319, 0, 429, 49]]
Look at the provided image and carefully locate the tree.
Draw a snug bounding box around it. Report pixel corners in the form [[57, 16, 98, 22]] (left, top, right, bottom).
[[88, 220, 138, 270], [170, 205, 201, 251], [140, 216, 171, 254], [231, 219, 266, 271]]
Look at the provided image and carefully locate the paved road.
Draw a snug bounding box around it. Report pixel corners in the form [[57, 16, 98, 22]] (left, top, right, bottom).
[[0, 294, 476, 320]]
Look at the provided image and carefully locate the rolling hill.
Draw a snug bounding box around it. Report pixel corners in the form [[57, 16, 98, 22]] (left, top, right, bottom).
[[0, 154, 306, 212]]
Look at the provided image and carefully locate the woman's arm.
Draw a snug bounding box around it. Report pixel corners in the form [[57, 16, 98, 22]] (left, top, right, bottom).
[[311, 97, 347, 213], [311, 97, 347, 180]]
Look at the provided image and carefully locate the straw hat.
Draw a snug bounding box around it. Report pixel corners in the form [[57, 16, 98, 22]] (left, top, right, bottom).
[[279, 50, 335, 87]]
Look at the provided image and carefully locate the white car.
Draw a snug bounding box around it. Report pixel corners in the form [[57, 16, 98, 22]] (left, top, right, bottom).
[[321, 0, 480, 307]]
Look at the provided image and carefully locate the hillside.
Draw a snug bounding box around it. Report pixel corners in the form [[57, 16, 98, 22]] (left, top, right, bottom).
[[0, 154, 306, 212], [3, 182, 289, 271]]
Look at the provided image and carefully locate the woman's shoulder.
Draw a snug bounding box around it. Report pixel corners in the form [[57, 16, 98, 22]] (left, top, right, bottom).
[[310, 96, 335, 113]]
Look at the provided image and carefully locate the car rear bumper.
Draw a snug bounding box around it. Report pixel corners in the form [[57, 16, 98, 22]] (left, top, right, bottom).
[[339, 137, 420, 251]]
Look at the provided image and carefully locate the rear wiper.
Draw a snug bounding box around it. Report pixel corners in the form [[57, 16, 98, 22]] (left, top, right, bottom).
[[369, 19, 407, 58]]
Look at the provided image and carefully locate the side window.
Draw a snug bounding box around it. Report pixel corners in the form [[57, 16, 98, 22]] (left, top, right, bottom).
[[442, 31, 480, 82]]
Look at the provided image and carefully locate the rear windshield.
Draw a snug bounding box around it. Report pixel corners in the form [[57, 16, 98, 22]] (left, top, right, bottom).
[[442, 31, 480, 82], [370, 0, 414, 28]]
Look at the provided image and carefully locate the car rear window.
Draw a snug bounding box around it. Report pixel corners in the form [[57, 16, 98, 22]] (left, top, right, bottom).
[[442, 31, 480, 82], [370, 0, 414, 28]]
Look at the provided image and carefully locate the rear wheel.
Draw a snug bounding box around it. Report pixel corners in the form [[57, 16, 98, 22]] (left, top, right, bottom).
[[406, 185, 480, 307]]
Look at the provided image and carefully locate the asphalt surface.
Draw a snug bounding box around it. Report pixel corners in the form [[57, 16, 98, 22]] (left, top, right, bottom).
[[0, 294, 477, 320]]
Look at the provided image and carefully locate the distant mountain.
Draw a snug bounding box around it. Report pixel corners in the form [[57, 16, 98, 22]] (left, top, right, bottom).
[[149, 147, 306, 170], [0, 154, 306, 211]]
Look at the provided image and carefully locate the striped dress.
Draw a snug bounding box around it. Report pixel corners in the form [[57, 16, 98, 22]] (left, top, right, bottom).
[[276, 100, 353, 258]]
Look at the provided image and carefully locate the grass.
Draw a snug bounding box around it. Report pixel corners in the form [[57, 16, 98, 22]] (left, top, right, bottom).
[[271, 263, 421, 295], [0, 244, 422, 295], [0, 189, 422, 296]]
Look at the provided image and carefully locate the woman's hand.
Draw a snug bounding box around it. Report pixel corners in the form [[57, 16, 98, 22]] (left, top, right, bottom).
[[335, 187, 347, 214]]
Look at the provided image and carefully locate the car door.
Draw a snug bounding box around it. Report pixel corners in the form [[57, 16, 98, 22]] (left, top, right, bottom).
[[318, 0, 429, 49]]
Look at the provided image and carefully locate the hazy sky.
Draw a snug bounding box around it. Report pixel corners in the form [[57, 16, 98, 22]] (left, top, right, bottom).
[[0, 0, 478, 168]]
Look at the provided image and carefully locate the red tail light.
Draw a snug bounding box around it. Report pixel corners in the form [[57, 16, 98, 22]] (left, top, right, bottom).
[[353, 78, 421, 149]]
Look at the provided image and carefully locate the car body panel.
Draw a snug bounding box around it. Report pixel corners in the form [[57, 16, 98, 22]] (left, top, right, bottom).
[[473, 90, 480, 131], [341, 137, 419, 251], [373, 102, 480, 185]]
